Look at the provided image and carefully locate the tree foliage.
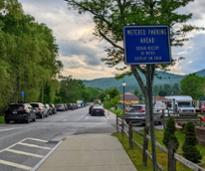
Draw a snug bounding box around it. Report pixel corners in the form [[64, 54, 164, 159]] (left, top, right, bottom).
[[0, 0, 62, 111], [181, 74, 205, 100], [57, 76, 101, 103], [99, 88, 120, 109]]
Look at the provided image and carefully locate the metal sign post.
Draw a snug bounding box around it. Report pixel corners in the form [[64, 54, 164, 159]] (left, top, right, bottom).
[[123, 25, 171, 171], [20, 91, 25, 103]]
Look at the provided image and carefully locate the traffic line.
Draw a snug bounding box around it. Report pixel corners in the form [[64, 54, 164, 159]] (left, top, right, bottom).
[[0, 159, 32, 170], [0, 128, 15, 132], [26, 138, 48, 143], [18, 142, 51, 150], [6, 149, 44, 158]]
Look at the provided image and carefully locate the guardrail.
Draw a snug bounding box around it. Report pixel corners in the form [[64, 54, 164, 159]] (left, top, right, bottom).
[[116, 116, 205, 171]]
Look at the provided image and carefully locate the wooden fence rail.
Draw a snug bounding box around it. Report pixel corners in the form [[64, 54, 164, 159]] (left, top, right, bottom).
[[116, 116, 205, 171]]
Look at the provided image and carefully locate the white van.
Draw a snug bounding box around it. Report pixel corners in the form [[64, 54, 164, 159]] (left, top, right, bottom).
[[164, 96, 196, 115]]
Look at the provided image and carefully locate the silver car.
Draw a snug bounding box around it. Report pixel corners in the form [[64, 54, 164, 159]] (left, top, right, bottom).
[[124, 104, 162, 125], [124, 107, 146, 125]]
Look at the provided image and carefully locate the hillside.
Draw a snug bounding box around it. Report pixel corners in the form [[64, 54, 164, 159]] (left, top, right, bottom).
[[84, 69, 205, 92], [84, 70, 184, 92], [194, 69, 205, 77]]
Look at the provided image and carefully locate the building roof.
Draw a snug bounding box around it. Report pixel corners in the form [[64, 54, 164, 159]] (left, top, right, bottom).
[[122, 92, 139, 101]]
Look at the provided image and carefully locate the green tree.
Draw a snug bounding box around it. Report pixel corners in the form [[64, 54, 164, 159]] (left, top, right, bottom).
[[181, 74, 205, 100], [57, 76, 101, 103], [0, 0, 61, 110], [182, 122, 202, 163], [66, 0, 199, 169], [102, 88, 120, 109]]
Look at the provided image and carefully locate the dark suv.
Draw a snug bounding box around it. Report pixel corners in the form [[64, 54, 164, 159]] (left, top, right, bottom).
[[4, 103, 36, 123]]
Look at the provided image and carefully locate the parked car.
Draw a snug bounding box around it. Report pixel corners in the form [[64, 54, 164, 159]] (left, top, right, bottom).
[[44, 104, 51, 116], [124, 104, 162, 125], [72, 103, 78, 109], [90, 105, 105, 116], [49, 104, 57, 114], [130, 104, 145, 113], [64, 104, 68, 111], [55, 104, 66, 111], [124, 106, 146, 125], [67, 103, 77, 110], [5, 103, 36, 123], [30, 102, 46, 118]]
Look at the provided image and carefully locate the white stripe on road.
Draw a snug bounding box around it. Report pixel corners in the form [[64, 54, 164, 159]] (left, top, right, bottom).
[[0, 159, 32, 170], [18, 142, 51, 150], [27, 138, 48, 143], [0, 128, 15, 132], [6, 149, 43, 158]]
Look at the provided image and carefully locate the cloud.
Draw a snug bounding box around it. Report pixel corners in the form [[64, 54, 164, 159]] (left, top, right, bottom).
[[59, 40, 102, 66], [19, 0, 205, 79]]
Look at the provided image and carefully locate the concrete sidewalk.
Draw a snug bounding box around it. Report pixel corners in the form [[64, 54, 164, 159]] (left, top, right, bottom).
[[38, 134, 137, 171]]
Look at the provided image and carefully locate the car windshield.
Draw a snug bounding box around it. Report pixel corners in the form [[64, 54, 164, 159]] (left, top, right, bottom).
[[178, 102, 192, 107]]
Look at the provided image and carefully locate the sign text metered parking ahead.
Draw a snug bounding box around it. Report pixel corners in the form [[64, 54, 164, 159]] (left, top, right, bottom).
[[123, 25, 171, 64]]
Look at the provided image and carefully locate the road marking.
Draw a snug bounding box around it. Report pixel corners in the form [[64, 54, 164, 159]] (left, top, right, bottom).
[[0, 128, 15, 132], [18, 142, 51, 150], [27, 138, 48, 143], [31, 140, 63, 171], [0, 159, 32, 170], [6, 149, 44, 158]]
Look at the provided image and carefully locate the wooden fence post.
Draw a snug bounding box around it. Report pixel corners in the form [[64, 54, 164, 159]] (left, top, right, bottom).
[[168, 141, 176, 171], [129, 121, 133, 149], [116, 116, 119, 133], [121, 118, 124, 135], [143, 126, 149, 167]]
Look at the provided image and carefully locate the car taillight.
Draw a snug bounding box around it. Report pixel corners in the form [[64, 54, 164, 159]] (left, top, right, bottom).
[[18, 108, 26, 113], [139, 109, 145, 112]]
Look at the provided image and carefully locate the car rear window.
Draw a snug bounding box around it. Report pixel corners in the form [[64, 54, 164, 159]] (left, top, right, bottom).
[[9, 104, 24, 110], [31, 104, 39, 107], [131, 106, 143, 111], [56, 104, 63, 107]]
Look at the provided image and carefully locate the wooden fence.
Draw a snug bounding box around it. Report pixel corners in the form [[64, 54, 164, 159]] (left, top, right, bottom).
[[116, 116, 205, 171]]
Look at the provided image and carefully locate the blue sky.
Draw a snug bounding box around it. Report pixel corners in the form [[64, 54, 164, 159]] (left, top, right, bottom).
[[18, 0, 205, 79]]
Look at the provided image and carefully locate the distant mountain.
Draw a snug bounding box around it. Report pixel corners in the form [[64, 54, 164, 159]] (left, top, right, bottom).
[[194, 69, 205, 77], [83, 70, 184, 92], [83, 69, 205, 92]]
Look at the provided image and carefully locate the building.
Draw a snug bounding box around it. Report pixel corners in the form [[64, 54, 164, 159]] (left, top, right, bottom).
[[121, 92, 139, 105]]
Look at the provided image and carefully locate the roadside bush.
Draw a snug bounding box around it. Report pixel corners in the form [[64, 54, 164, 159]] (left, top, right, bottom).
[[163, 117, 179, 150], [182, 122, 202, 163]]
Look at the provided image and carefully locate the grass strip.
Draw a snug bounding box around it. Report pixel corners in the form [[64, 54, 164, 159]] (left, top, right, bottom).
[[114, 132, 192, 171]]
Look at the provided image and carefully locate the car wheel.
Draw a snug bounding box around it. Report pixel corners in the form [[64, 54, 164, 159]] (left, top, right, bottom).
[[32, 116, 36, 122], [5, 118, 10, 124], [25, 118, 30, 123]]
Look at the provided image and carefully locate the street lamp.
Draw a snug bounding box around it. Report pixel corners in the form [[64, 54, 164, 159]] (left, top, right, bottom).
[[122, 81, 127, 115], [121, 81, 127, 134]]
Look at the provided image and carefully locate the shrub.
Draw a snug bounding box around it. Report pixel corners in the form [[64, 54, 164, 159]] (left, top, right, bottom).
[[182, 122, 202, 163], [163, 117, 179, 150]]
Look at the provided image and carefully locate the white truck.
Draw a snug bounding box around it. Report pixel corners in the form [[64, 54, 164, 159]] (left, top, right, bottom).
[[164, 95, 196, 117]]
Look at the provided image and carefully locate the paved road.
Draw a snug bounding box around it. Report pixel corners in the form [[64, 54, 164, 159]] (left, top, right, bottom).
[[0, 106, 116, 171]]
